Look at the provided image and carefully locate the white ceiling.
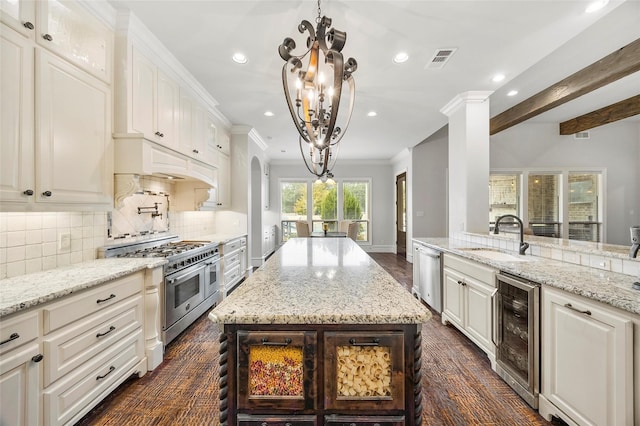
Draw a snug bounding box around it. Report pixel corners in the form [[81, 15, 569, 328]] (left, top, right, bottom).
[[109, 0, 639, 162]]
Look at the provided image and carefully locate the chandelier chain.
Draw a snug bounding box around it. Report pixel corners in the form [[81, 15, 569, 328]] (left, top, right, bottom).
[[316, 0, 322, 23]]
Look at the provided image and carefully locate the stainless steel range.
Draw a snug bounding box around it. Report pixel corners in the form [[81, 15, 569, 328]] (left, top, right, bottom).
[[100, 235, 220, 345]]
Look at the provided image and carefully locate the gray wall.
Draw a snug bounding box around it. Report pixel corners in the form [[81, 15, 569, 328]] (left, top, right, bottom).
[[412, 126, 448, 238], [267, 161, 395, 251]]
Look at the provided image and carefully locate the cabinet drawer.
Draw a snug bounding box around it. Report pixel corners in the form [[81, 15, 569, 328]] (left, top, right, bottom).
[[224, 264, 241, 284], [443, 254, 496, 285], [43, 271, 143, 334], [43, 330, 144, 426], [0, 310, 39, 355], [237, 331, 317, 411], [224, 251, 241, 270], [324, 332, 405, 411], [43, 295, 143, 386], [237, 414, 317, 425], [325, 415, 405, 425], [223, 238, 242, 254]]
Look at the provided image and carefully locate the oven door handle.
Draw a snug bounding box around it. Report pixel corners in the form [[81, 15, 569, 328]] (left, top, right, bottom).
[[491, 288, 500, 347], [167, 264, 206, 284]]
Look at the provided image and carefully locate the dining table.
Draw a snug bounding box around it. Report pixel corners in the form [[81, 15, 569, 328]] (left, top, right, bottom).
[[309, 231, 347, 238]]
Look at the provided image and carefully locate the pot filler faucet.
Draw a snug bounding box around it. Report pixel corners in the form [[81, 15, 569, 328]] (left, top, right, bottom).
[[494, 214, 530, 255], [630, 226, 640, 258]]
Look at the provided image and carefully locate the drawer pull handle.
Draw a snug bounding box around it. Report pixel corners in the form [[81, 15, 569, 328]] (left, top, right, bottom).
[[349, 337, 380, 346], [23, 189, 34, 196], [42, 190, 52, 197], [261, 337, 292, 346], [96, 326, 116, 338], [23, 21, 34, 30], [1, 333, 20, 345], [97, 294, 116, 304], [564, 303, 591, 316], [96, 365, 115, 380], [42, 33, 53, 41], [31, 354, 44, 363]]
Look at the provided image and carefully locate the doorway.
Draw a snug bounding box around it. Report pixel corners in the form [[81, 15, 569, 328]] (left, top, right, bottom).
[[396, 172, 407, 256]]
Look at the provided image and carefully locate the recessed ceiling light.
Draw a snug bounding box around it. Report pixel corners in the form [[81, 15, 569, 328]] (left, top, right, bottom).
[[232, 52, 248, 64], [264, 111, 274, 117], [585, 0, 608, 13], [367, 111, 377, 117], [507, 90, 518, 97], [492, 73, 505, 83], [393, 52, 409, 64]]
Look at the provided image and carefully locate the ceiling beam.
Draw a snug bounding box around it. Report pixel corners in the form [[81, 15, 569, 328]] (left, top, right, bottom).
[[490, 37, 640, 135], [559, 94, 640, 135]]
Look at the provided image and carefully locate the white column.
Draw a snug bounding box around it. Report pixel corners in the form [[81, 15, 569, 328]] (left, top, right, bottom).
[[441, 91, 493, 236]]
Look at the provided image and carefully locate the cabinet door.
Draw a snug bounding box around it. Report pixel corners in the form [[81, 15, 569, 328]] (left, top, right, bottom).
[[464, 277, 495, 354], [0, 24, 34, 205], [131, 48, 156, 138], [156, 69, 178, 148], [542, 289, 633, 426], [324, 331, 405, 411], [237, 331, 317, 411], [216, 152, 230, 208], [37, 0, 111, 82], [237, 414, 317, 425], [442, 267, 464, 327], [0, 0, 36, 37], [36, 49, 112, 206], [204, 113, 219, 166], [0, 342, 41, 426], [216, 132, 230, 155]]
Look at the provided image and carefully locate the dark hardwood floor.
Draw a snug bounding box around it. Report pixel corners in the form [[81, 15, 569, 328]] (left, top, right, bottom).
[[77, 252, 560, 426]]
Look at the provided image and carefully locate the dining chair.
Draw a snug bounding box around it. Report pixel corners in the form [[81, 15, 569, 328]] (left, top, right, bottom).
[[347, 222, 358, 240], [339, 220, 351, 233], [295, 221, 310, 237]]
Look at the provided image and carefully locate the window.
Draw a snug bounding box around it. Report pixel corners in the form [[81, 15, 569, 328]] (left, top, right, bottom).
[[568, 173, 602, 242], [528, 173, 561, 238], [280, 179, 371, 243], [489, 174, 520, 227]]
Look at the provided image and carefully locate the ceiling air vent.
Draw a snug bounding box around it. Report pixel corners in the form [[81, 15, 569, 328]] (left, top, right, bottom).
[[574, 131, 590, 140], [426, 48, 457, 69]]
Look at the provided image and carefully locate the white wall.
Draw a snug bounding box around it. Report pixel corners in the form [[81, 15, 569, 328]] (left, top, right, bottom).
[[491, 121, 640, 245], [267, 161, 395, 251], [412, 126, 449, 239]]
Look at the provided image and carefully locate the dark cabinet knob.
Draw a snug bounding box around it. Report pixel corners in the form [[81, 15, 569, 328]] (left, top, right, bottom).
[[42, 33, 53, 41], [31, 354, 44, 363], [192, 149, 199, 154], [23, 189, 34, 196], [23, 21, 34, 30], [42, 191, 52, 197]]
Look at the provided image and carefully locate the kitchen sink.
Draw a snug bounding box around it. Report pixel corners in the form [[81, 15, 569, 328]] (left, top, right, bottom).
[[459, 248, 536, 262]]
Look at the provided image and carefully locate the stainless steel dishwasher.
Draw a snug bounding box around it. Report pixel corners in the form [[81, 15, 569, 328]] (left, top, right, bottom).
[[412, 244, 442, 313]]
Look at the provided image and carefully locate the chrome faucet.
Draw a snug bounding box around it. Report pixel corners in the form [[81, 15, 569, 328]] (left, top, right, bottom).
[[494, 214, 530, 255]]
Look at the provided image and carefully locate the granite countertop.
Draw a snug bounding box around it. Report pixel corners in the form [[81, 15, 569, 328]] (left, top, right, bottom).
[[192, 233, 247, 245], [0, 258, 166, 318], [413, 238, 640, 316], [209, 238, 432, 325]]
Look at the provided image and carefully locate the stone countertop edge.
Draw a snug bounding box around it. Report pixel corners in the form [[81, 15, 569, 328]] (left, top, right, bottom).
[[0, 258, 166, 318], [413, 237, 640, 316], [193, 233, 247, 245], [209, 239, 433, 326]]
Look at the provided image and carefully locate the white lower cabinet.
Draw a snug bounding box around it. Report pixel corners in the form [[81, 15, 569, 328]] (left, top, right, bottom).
[[0, 271, 148, 425], [221, 236, 248, 297], [0, 311, 42, 426], [540, 287, 635, 426], [442, 254, 497, 365]]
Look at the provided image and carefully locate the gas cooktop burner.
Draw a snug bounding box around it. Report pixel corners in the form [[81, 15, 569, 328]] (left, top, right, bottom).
[[116, 241, 209, 258]]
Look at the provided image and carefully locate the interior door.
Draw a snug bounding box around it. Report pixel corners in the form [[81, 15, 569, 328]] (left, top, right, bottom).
[[396, 172, 407, 256]]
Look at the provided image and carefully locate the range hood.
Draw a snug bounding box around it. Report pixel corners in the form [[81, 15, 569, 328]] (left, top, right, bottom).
[[113, 134, 216, 187]]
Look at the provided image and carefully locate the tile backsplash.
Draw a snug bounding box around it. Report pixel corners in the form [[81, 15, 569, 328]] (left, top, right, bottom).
[[0, 212, 108, 279]]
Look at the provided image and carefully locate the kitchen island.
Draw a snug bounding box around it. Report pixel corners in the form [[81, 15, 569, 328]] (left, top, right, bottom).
[[209, 237, 432, 425]]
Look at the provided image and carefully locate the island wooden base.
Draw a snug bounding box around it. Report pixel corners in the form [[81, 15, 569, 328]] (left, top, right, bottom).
[[218, 323, 423, 426]]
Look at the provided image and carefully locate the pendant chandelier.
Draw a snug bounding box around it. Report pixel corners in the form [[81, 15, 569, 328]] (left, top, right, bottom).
[[278, 0, 357, 179]]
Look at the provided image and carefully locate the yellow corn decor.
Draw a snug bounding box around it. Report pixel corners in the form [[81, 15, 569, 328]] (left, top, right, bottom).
[[249, 345, 304, 396]]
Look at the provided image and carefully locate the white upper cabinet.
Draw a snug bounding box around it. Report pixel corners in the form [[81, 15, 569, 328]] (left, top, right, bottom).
[[215, 131, 231, 156], [131, 47, 179, 149], [1, 22, 112, 210], [1, 0, 112, 82]]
